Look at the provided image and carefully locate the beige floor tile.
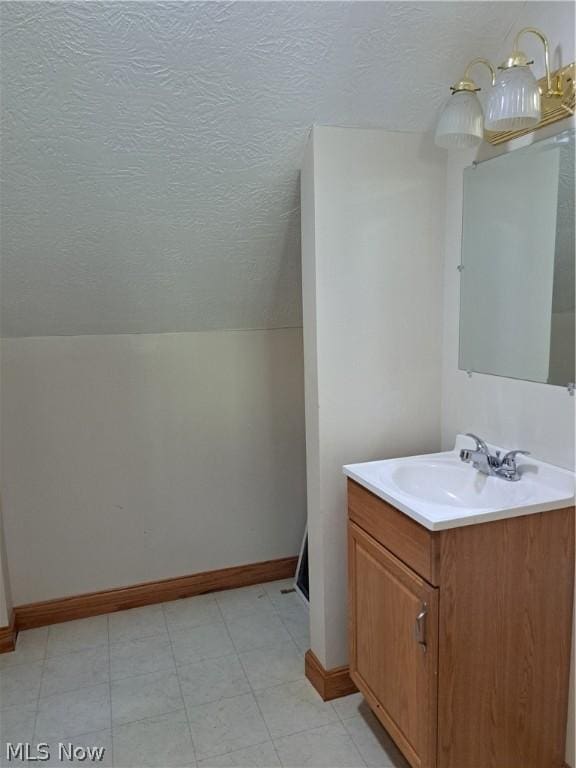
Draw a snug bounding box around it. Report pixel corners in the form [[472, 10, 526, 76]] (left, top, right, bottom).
[[215, 586, 275, 622], [186, 692, 269, 760], [255, 679, 338, 739], [113, 710, 196, 767], [0, 628, 48, 670], [343, 710, 410, 768], [164, 595, 222, 632], [274, 722, 366, 767], [170, 622, 235, 666], [41, 730, 112, 768], [332, 692, 365, 721], [0, 661, 43, 708], [110, 634, 175, 680], [35, 684, 111, 741], [46, 616, 108, 658], [0, 702, 37, 767], [197, 741, 280, 767], [239, 641, 304, 690], [225, 612, 292, 653], [41, 646, 109, 697], [111, 670, 183, 726], [108, 605, 167, 644], [179, 655, 250, 708]]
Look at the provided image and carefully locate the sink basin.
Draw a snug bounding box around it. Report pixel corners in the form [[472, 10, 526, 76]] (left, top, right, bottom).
[[389, 460, 534, 508], [343, 435, 575, 530]]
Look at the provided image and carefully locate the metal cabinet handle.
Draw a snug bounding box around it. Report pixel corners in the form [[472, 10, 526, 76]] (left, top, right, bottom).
[[415, 603, 428, 651]]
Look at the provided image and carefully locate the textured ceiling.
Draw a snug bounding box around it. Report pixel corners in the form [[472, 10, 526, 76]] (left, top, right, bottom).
[[0, 1, 523, 337]]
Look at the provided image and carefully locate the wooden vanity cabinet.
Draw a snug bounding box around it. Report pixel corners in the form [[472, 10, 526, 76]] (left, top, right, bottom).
[[347, 479, 575, 768]]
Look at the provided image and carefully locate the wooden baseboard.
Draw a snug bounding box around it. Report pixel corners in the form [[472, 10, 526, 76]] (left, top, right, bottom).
[[305, 649, 357, 701], [14, 556, 298, 631], [0, 610, 17, 653]]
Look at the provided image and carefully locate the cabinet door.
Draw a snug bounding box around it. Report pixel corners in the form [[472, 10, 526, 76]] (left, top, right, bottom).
[[348, 521, 438, 768]]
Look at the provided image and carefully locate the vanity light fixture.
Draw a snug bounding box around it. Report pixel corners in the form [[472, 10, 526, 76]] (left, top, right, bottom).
[[436, 27, 575, 148], [434, 58, 495, 149]]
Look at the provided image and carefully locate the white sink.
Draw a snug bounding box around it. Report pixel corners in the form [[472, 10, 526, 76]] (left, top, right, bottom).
[[343, 435, 575, 531], [390, 460, 536, 508]]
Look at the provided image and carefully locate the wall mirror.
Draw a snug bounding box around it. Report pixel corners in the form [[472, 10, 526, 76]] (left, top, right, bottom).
[[459, 129, 575, 387]]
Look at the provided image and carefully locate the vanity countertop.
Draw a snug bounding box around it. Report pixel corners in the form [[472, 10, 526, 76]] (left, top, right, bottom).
[[343, 435, 575, 531]]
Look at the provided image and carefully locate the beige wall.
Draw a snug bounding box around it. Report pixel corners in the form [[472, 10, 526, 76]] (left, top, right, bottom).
[[0, 329, 306, 605], [302, 126, 446, 669]]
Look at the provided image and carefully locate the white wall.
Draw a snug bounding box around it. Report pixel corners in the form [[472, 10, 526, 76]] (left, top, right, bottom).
[[0, 329, 306, 605], [0, 340, 13, 627], [441, 8, 575, 763], [0, 504, 12, 627], [301, 131, 327, 665], [302, 126, 446, 669]]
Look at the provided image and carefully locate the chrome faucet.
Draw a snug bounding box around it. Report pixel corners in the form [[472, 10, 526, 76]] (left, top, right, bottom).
[[459, 433, 529, 482]]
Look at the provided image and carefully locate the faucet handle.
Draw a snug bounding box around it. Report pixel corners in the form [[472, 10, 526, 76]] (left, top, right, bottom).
[[501, 450, 530, 466], [465, 433, 489, 454]]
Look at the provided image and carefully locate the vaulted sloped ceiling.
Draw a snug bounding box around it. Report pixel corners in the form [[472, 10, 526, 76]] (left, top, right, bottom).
[[1, 1, 522, 337]]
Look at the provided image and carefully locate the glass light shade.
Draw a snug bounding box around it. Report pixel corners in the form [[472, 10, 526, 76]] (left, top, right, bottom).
[[434, 91, 484, 149], [485, 66, 541, 131]]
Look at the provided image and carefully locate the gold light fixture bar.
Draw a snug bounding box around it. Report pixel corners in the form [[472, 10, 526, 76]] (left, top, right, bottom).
[[486, 61, 575, 145]]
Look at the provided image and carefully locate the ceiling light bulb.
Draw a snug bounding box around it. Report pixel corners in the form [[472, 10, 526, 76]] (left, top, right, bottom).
[[435, 59, 495, 150], [435, 90, 484, 150], [485, 62, 541, 131]]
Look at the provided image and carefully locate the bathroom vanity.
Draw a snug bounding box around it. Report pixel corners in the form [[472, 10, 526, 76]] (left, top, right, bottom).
[[344, 440, 575, 768]]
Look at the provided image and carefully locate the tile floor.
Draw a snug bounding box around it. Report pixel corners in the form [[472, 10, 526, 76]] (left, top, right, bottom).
[[0, 580, 408, 767]]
